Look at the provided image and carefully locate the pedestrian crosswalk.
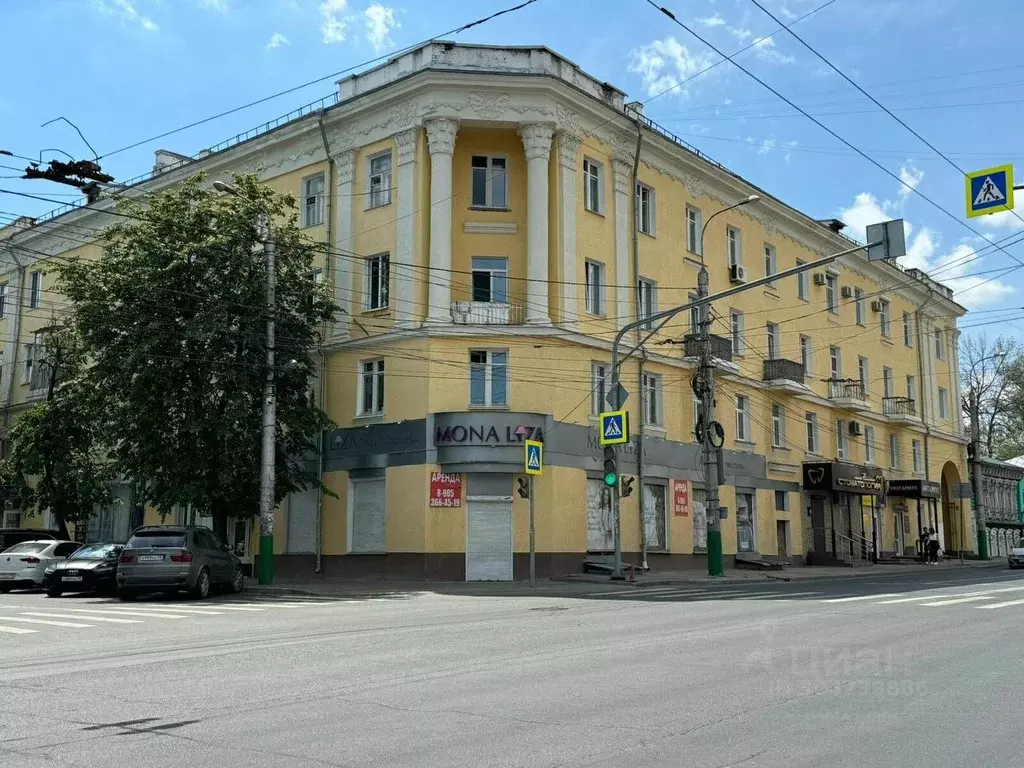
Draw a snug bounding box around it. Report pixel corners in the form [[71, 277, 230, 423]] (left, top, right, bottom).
[[576, 586, 826, 601], [819, 583, 1024, 611]]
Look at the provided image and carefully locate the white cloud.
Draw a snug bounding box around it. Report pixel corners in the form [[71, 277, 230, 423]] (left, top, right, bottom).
[[320, 0, 348, 44], [200, 0, 229, 12], [364, 3, 398, 52], [897, 162, 923, 200], [750, 35, 796, 65], [266, 32, 290, 50], [698, 14, 726, 26], [784, 139, 798, 163], [629, 37, 715, 98], [978, 210, 1022, 230], [757, 137, 777, 156], [838, 192, 895, 242], [93, 0, 158, 31]]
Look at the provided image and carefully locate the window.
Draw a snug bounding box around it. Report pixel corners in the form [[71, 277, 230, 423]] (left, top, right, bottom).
[[934, 329, 945, 360], [938, 387, 949, 419], [854, 288, 865, 325], [358, 359, 385, 416], [825, 273, 838, 314], [735, 395, 750, 442], [829, 346, 841, 379], [29, 270, 42, 309], [766, 322, 779, 359], [469, 350, 507, 407], [800, 335, 812, 375], [686, 206, 702, 255], [889, 433, 900, 469], [764, 243, 777, 285], [903, 312, 913, 347], [689, 293, 701, 333], [643, 373, 662, 426], [796, 260, 808, 300], [858, 356, 869, 396], [591, 363, 608, 416], [583, 159, 604, 213], [471, 257, 508, 304], [912, 439, 923, 472], [635, 183, 655, 234], [771, 403, 785, 448], [0, 283, 7, 319], [584, 261, 605, 316], [906, 375, 917, 407], [363, 253, 390, 310], [727, 226, 742, 266], [730, 310, 745, 355], [879, 299, 891, 337], [301, 174, 324, 227], [775, 490, 788, 511], [638, 278, 657, 330], [806, 412, 819, 453], [367, 152, 392, 208], [24, 331, 46, 391], [864, 425, 875, 465], [836, 419, 848, 460], [311, 268, 324, 285], [471, 155, 507, 209], [883, 367, 894, 399]]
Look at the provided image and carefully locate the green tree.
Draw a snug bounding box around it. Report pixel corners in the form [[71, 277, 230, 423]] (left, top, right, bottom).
[[0, 327, 112, 540], [57, 174, 335, 541]]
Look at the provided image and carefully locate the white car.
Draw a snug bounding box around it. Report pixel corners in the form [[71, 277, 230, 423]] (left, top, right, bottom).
[[0, 540, 81, 592], [1009, 539, 1024, 569]]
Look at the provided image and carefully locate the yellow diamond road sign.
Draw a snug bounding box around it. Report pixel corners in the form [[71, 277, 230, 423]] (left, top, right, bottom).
[[966, 164, 1014, 218]]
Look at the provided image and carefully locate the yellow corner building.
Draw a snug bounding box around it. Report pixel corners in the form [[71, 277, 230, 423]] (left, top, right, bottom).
[[0, 43, 971, 579]]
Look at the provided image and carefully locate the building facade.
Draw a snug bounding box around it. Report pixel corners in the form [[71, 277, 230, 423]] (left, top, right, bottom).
[[978, 457, 1024, 557], [0, 43, 970, 578]]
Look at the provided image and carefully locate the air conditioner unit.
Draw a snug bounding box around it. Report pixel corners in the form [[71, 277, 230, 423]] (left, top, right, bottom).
[[870, 300, 884, 312], [849, 421, 863, 437], [730, 263, 748, 284], [813, 273, 827, 286], [840, 286, 854, 299]]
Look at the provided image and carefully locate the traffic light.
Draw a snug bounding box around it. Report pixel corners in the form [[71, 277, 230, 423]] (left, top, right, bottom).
[[517, 476, 531, 499], [620, 476, 634, 498], [603, 446, 617, 487]]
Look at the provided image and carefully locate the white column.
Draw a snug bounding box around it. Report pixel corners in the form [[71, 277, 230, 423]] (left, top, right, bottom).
[[558, 133, 581, 328], [519, 123, 555, 325], [332, 150, 356, 339], [425, 118, 458, 325], [612, 158, 632, 330], [951, 328, 964, 435], [393, 127, 418, 329]]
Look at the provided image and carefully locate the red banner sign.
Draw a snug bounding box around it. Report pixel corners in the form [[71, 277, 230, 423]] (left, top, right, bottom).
[[673, 480, 690, 517], [429, 472, 463, 508]]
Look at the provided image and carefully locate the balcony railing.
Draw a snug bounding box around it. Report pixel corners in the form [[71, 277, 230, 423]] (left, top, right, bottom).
[[827, 378, 866, 401], [450, 301, 524, 325], [883, 396, 917, 417], [682, 333, 734, 362], [762, 358, 805, 384]]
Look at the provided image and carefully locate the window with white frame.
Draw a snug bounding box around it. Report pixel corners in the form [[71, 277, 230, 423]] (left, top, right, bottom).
[[854, 288, 865, 325], [889, 433, 900, 469], [689, 293, 700, 333], [29, 270, 42, 309], [836, 419, 848, 460], [635, 182, 655, 234], [727, 226, 742, 267], [934, 329, 945, 359], [24, 330, 47, 391], [583, 158, 604, 214], [735, 395, 751, 442], [471, 155, 507, 209], [879, 298, 891, 337], [469, 350, 507, 407], [858, 356, 869, 396], [471, 257, 508, 304], [912, 439, 923, 472], [591, 362, 608, 416], [764, 243, 777, 285], [730, 310, 746, 356], [584, 260, 605, 316], [903, 312, 913, 347], [638, 278, 656, 330], [0, 283, 7, 319], [800, 335, 812, 376], [864, 425, 876, 465], [825, 273, 838, 314], [766, 322, 779, 360], [301, 174, 324, 227], [796, 260, 808, 300], [883, 366, 894, 399], [686, 205, 702, 255], [806, 412, 819, 453], [938, 387, 949, 419], [906, 375, 917, 407], [829, 345, 841, 379], [643, 373, 663, 426], [358, 358, 385, 416], [771, 403, 785, 448], [363, 253, 390, 311], [367, 152, 392, 208]]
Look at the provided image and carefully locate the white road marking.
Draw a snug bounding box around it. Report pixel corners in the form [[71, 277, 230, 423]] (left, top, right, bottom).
[[978, 598, 1024, 610], [919, 595, 996, 607], [21, 612, 142, 624], [876, 593, 982, 604], [64, 608, 186, 620], [584, 587, 711, 598], [739, 591, 822, 598], [0, 625, 37, 634], [192, 605, 264, 612], [821, 593, 899, 603], [113, 606, 225, 616], [0, 616, 93, 628]]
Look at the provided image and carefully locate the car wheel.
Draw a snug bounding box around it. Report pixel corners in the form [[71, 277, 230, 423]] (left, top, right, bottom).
[[191, 568, 211, 600], [117, 588, 138, 602], [0, 585, 11, 594], [46, 587, 63, 598], [229, 566, 245, 594]]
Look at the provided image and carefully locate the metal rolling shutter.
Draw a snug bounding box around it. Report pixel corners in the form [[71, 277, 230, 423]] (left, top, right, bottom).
[[351, 479, 386, 553], [466, 499, 512, 581], [287, 487, 317, 553]]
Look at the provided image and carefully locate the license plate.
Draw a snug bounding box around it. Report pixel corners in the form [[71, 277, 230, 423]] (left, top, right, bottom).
[[62, 576, 83, 582], [138, 554, 163, 562], [0, 573, 14, 580]]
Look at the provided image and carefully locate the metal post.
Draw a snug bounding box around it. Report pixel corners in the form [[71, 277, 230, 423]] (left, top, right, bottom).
[[970, 390, 988, 560], [528, 476, 536, 586], [259, 213, 277, 585], [697, 264, 724, 576]]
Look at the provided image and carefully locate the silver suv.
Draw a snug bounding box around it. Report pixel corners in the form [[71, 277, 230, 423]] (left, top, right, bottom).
[[117, 525, 244, 600]]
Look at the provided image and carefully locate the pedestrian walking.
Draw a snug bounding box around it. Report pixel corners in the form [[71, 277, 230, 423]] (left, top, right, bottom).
[[928, 528, 940, 565], [919, 528, 930, 563]]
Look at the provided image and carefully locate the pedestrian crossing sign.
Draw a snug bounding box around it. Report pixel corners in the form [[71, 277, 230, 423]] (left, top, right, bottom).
[[599, 410, 629, 446], [524, 439, 543, 476], [966, 164, 1014, 218]]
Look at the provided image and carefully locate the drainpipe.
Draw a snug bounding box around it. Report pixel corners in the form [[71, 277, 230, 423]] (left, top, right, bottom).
[[314, 111, 333, 574], [914, 287, 935, 532], [630, 119, 647, 570]]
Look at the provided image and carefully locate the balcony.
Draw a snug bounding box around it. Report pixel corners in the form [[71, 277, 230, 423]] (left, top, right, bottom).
[[826, 378, 871, 411], [450, 301, 524, 325], [883, 396, 920, 424], [682, 333, 733, 362], [762, 358, 806, 393]]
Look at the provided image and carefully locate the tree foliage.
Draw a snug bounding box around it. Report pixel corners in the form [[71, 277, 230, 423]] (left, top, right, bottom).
[[960, 334, 1024, 459], [56, 174, 335, 539]]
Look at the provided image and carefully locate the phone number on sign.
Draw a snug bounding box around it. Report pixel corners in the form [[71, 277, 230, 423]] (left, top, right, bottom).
[[430, 497, 462, 508]]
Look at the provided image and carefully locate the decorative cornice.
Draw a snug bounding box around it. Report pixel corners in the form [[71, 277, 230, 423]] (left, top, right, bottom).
[[393, 127, 418, 166], [557, 132, 581, 170], [518, 123, 554, 161], [425, 117, 458, 156]]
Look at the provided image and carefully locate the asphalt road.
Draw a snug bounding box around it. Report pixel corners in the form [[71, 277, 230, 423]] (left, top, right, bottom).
[[1, 566, 1023, 767]]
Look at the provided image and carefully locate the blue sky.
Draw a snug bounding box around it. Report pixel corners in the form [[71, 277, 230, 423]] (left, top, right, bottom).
[[3, 0, 1024, 327]]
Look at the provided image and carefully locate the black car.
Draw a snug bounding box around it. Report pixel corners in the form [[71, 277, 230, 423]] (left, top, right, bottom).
[[0, 528, 58, 552], [43, 542, 123, 597]]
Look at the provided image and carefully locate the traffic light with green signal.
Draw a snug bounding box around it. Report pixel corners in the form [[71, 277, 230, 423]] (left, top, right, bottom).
[[603, 446, 617, 487]]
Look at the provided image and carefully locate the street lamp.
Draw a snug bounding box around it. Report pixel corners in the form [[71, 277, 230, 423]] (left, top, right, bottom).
[[699, 194, 759, 265], [214, 180, 278, 585]]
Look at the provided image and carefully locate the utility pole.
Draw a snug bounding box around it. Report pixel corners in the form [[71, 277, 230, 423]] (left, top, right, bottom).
[[697, 263, 724, 576], [529, 475, 536, 585], [969, 389, 987, 560]]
